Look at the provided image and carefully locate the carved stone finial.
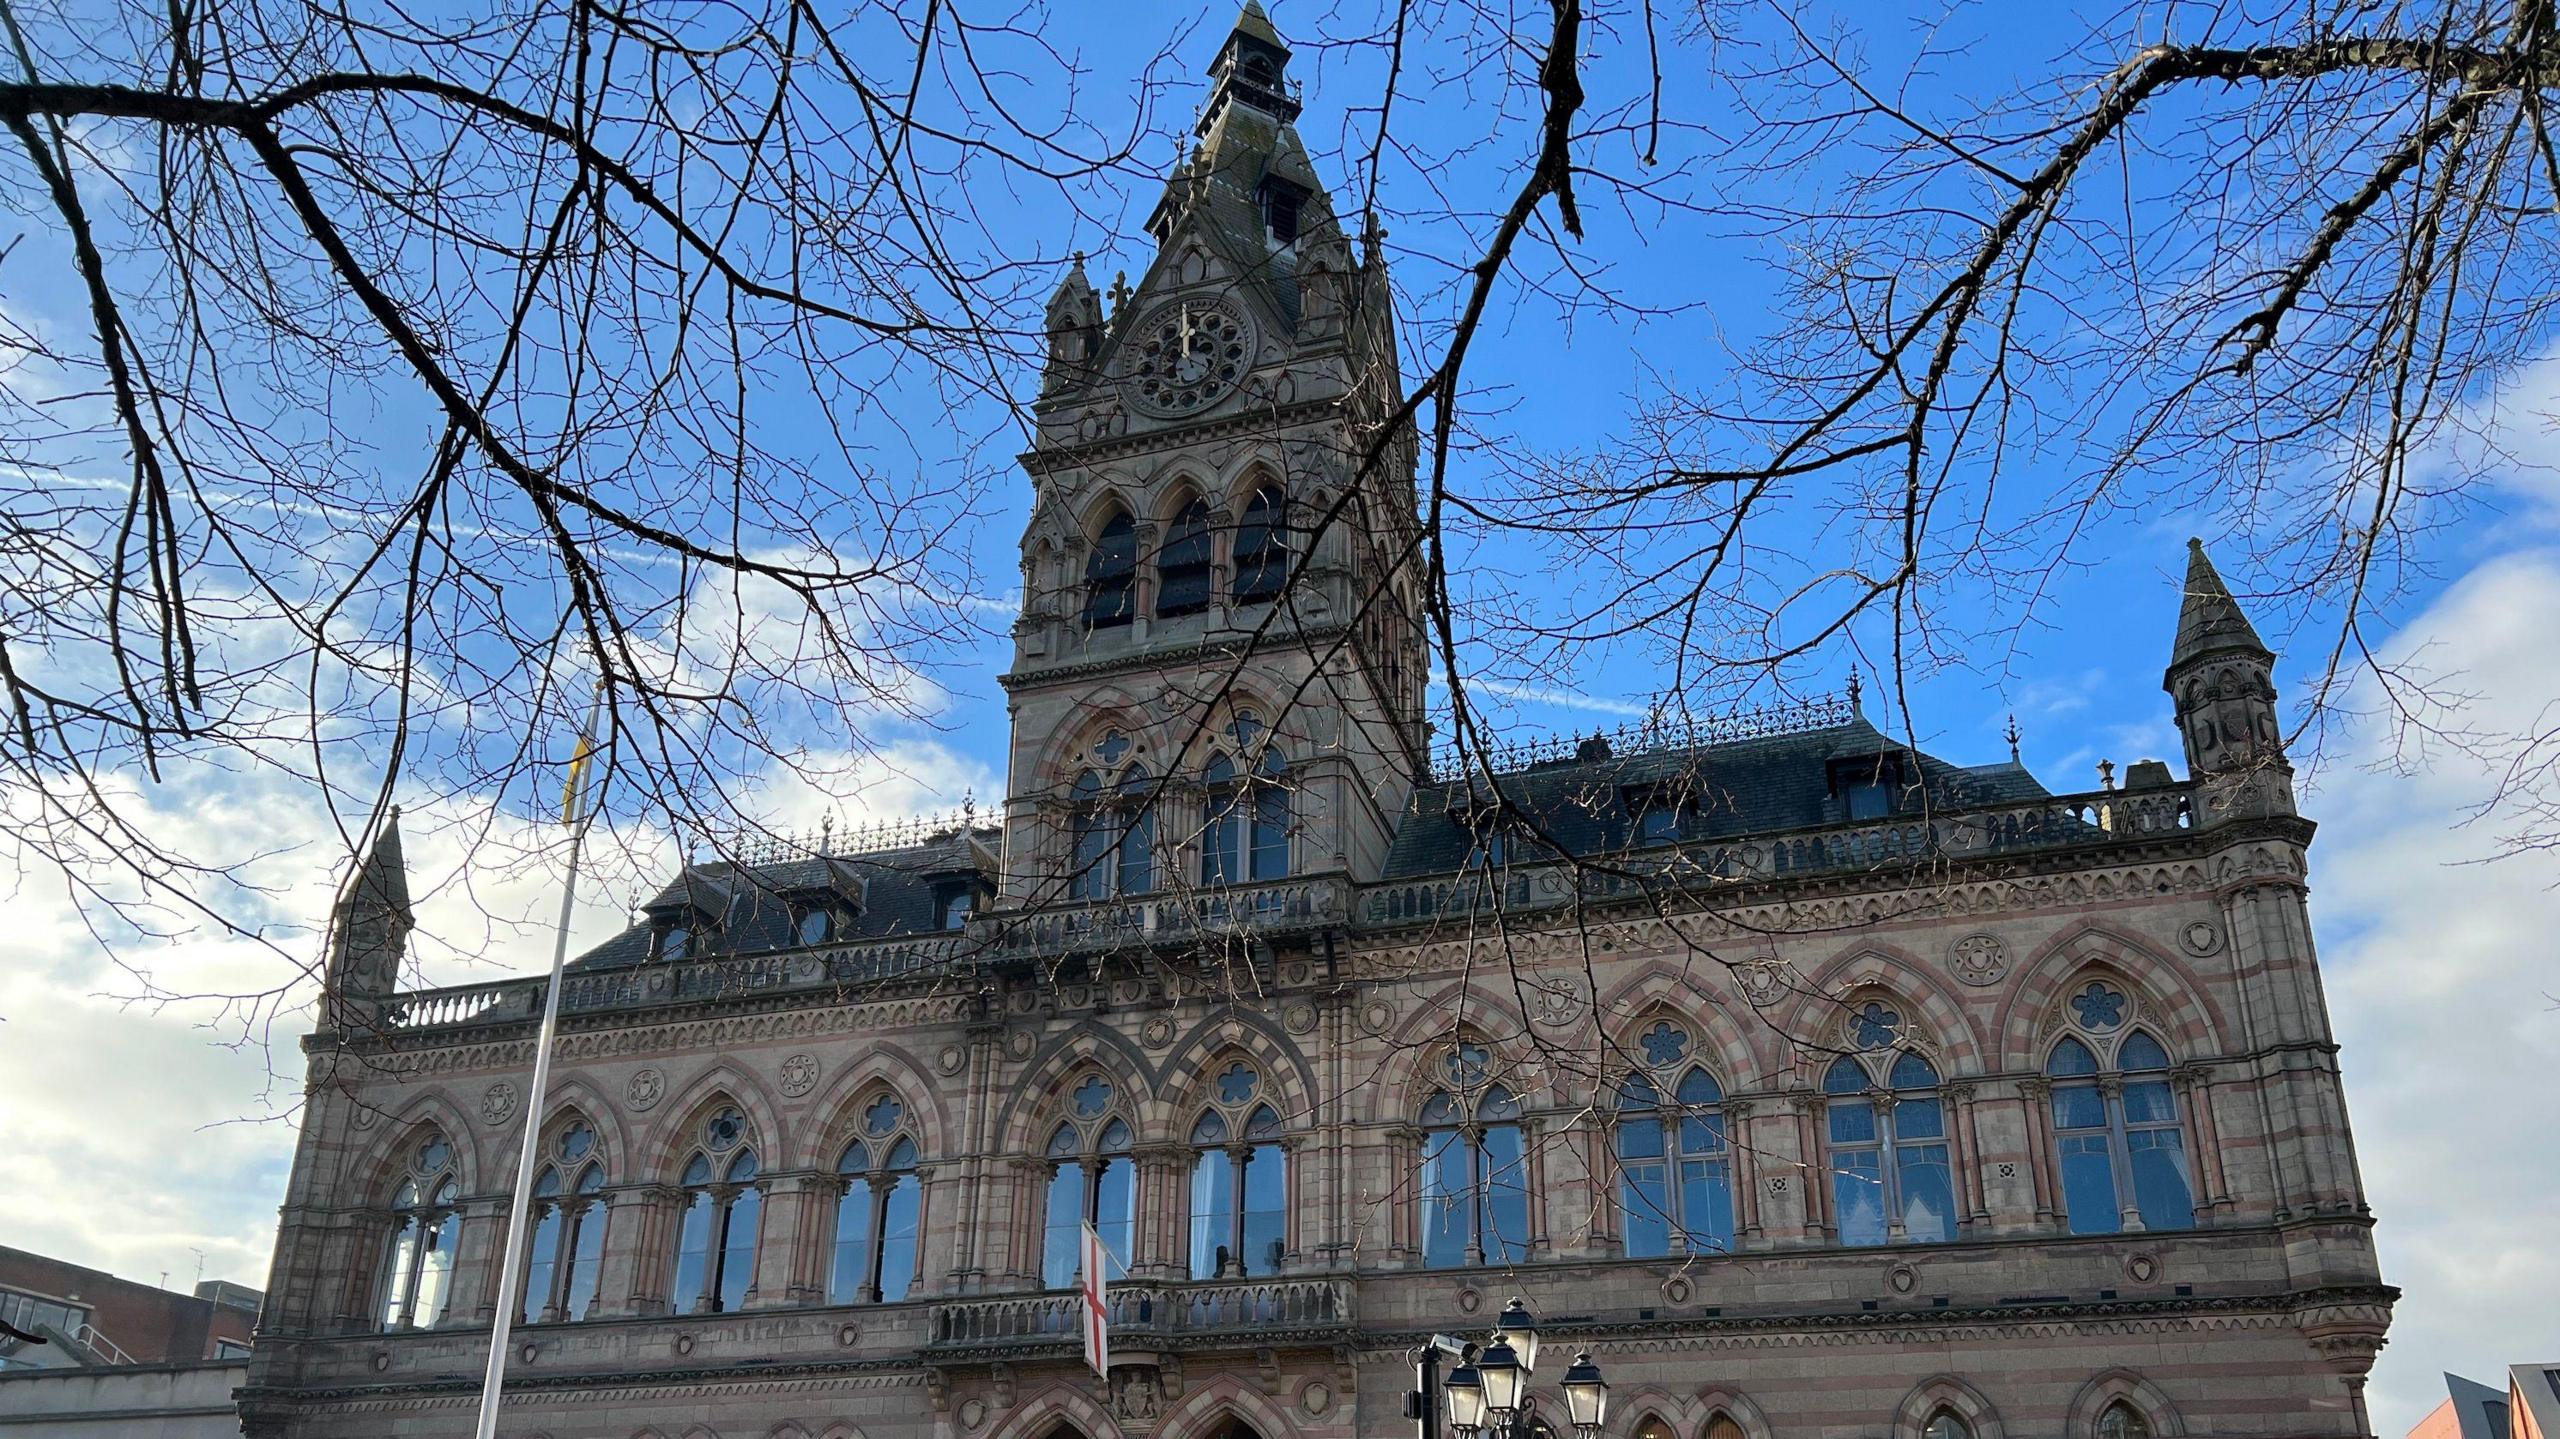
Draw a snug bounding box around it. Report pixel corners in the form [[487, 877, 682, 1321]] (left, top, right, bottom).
[[2097, 758, 2117, 791], [2005, 713, 2022, 763]]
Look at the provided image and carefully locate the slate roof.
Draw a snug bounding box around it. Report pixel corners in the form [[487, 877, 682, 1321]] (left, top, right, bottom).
[[1381, 716, 2052, 879], [2171, 537, 2271, 669], [566, 826, 997, 971]]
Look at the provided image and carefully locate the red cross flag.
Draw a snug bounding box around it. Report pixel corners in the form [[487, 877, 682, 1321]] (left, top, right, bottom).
[[1078, 1221, 1109, 1378]]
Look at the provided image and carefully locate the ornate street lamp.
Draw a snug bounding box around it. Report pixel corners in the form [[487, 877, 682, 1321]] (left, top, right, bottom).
[[1560, 1351, 1610, 1439], [1419, 1301, 1607, 1439], [1476, 1336, 1525, 1429], [1443, 1359, 1486, 1439], [1494, 1296, 1542, 1375]]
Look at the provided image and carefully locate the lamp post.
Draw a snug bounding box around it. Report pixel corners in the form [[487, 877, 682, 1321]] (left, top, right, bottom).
[[1412, 1299, 1608, 1439]]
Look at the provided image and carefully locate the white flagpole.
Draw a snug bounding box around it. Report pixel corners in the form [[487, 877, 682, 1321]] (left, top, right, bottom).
[[474, 694, 604, 1439]]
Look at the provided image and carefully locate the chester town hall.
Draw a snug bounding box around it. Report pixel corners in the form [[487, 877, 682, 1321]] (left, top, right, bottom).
[[243, 7, 2394, 1437]]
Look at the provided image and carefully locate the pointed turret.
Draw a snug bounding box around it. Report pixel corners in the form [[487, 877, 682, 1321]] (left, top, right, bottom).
[[1042, 254, 1105, 393], [2169, 536, 2272, 673], [320, 808, 413, 1034], [2163, 541, 2292, 819]]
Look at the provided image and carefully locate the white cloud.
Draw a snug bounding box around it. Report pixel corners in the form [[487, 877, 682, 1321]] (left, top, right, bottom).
[[0, 732, 994, 1302], [2313, 550, 2560, 1432]]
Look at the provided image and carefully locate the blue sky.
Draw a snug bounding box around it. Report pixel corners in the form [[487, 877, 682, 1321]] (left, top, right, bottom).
[[2, 2, 2556, 1431]]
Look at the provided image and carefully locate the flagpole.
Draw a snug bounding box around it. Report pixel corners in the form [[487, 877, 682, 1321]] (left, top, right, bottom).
[[474, 694, 605, 1439]]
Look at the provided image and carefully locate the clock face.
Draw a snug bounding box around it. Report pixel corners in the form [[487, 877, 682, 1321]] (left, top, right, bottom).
[[1124, 302, 1251, 416]]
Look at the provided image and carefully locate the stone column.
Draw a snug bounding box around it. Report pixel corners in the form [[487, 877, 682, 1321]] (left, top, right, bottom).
[[1725, 1101, 1763, 1245], [1276, 1135, 1310, 1270], [1943, 1082, 1987, 1226], [325, 1216, 391, 1334], [1784, 1094, 1826, 1243], [1005, 1156, 1053, 1286], [947, 1019, 1002, 1292], [1379, 1124, 1422, 1263], [2016, 1078, 2059, 1225], [748, 1170, 828, 1308], [599, 1185, 676, 1318], [1132, 1144, 1192, 1281], [2174, 1065, 2235, 1216], [450, 1196, 512, 1325]]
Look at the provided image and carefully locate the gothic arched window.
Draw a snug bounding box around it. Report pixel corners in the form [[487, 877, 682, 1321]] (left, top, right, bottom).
[[1188, 1062, 1288, 1278], [1419, 1045, 1529, 1268], [2049, 1026, 2196, 1235], [670, 1107, 762, 1314], [377, 1132, 461, 1332], [1069, 738, 1157, 901], [1042, 1076, 1136, 1288], [1922, 1410, 1973, 1439], [1823, 1029, 1956, 1246], [1157, 497, 1214, 617], [1232, 486, 1289, 603], [1704, 1415, 1746, 1439], [830, 1094, 923, 1304], [519, 1120, 606, 1324], [1085, 508, 1138, 627], [1615, 1030, 1735, 1257], [2095, 1401, 2153, 1439], [1201, 715, 1289, 885]]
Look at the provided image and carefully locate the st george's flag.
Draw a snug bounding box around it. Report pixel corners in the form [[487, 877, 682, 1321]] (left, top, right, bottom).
[[1078, 1222, 1109, 1378]]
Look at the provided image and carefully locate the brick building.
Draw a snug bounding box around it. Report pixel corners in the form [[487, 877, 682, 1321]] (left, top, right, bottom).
[[240, 6, 2394, 1436], [0, 1246, 256, 1368]]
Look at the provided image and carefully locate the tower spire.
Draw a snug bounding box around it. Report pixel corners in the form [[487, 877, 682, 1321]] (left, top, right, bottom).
[[2169, 536, 2271, 676], [2163, 539, 2292, 819], [321, 807, 413, 1033]]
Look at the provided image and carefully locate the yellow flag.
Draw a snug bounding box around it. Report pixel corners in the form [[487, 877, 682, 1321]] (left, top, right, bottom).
[[561, 733, 594, 825]]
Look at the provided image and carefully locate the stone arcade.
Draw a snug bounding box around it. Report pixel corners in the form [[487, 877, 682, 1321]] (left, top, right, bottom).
[[242, 7, 2393, 1437]]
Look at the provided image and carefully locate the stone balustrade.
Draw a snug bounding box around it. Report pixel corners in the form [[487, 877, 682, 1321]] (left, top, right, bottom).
[[924, 1277, 1350, 1351], [1359, 782, 2195, 926], [381, 932, 973, 1034], [979, 876, 1348, 962], [376, 785, 2191, 1032]]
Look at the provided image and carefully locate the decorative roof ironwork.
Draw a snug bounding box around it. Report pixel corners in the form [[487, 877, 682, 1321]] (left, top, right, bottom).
[[708, 806, 993, 868], [1427, 690, 1857, 782]]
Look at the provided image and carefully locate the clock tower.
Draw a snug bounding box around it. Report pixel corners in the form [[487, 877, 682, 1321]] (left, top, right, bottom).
[[999, 1, 1426, 909]]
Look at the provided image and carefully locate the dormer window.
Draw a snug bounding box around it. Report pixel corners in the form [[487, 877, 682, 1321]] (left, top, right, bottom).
[[935, 884, 977, 932], [795, 907, 838, 948], [656, 923, 698, 962], [1829, 754, 1907, 821], [1625, 784, 1697, 847], [1262, 185, 1302, 245]]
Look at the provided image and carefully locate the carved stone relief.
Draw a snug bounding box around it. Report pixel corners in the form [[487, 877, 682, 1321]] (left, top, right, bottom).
[[1948, 933, 2008, 986]]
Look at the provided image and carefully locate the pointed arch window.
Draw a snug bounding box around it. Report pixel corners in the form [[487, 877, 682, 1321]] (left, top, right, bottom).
[[1069, 745, 1156, 901], [2049, 1028, 2196, 1235], [377, 1133, 461, 1332], [1232, 486, 1290, 603], [831, 1095, 923, 1304], [1201, 715, 1290, 885], [2095, 1401, 2153, 1439], [1703, 1416, 1745, 1439], [1188, 1062, 1288, 1278], [520, 1121, 606, 1323], [1419, 1046, 1529, 1268], [1614, 1048, 1734, 1258], [1823, 1041, 1956, 1246], [1157, 497, 1214, 617], [671, 1108, 762, 1314], [1922, 1411, 1973, 1439], [1085, 509, 1138, 627], [1042, 1077, 1137, 1289]]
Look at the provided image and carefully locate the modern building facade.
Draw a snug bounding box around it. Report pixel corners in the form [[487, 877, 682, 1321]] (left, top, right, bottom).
[[0, 1247, 256, 1370], [241, 7, 2394, 1436]]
